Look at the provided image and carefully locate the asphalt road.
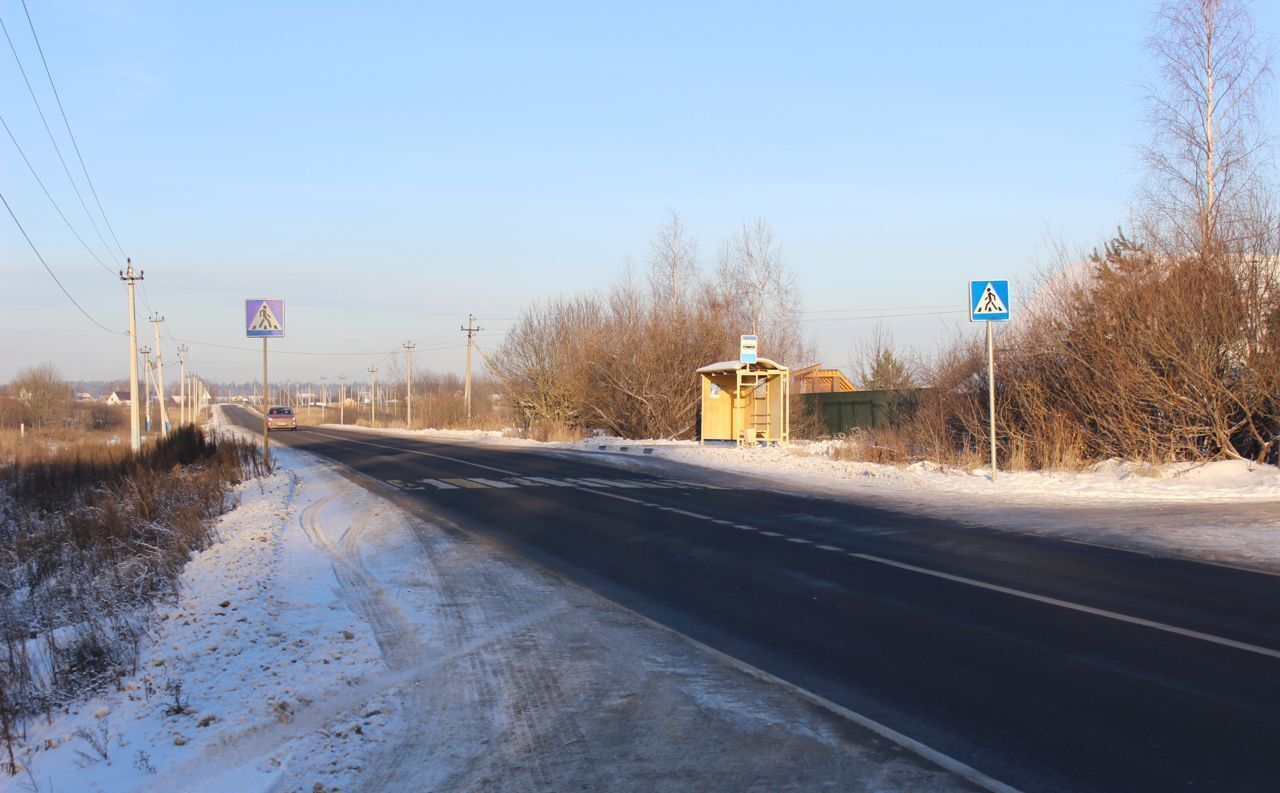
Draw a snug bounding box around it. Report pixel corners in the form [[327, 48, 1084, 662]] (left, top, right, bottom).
[[225, 407, 1280, 793]]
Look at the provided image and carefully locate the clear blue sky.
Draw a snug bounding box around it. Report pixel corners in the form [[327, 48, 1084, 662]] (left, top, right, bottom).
[[3, 1, 1278, 385]]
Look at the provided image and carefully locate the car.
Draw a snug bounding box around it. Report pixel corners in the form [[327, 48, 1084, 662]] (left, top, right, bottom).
[[266, 406, 297, 431]]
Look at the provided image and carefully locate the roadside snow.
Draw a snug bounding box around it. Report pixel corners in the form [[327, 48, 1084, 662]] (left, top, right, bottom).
[[316, 423, 1280, 569], [3, 410, 976, 793]]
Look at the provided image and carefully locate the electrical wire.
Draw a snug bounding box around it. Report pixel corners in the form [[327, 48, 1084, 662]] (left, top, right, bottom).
[[20, 0, 127, 261], [1, 189, 123, 335], [0, 111, 114, 274], [0, 10, 119, 267]]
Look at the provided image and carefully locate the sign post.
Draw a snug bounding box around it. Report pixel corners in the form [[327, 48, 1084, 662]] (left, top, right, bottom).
[[969, 280, 1010, 481], [739, 335, 758, 365], [246, 298, 286, 467]]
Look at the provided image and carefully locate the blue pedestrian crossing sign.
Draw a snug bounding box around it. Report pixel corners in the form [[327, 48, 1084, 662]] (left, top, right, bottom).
[[969, 280, 1010, 322]]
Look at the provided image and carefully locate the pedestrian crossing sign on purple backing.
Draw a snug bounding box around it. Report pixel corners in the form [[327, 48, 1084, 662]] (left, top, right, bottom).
[[246, 299, 285, 337]]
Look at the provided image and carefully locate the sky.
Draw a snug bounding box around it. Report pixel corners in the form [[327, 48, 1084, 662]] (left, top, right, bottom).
[[3, 1, 1279, 387]]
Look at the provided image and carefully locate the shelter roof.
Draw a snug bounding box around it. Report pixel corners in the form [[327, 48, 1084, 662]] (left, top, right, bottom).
[[696, 358, 786, 374]]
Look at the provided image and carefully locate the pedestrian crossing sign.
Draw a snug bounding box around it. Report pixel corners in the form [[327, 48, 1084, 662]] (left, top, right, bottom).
[[969, 280, 1010, 322], [245, 298, 286, 337]]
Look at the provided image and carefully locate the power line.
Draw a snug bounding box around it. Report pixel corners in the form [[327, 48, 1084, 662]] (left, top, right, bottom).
[[0, 111, 114, 274], [0, 10, 119, 267], [1, 189, 122, 335], [19, 0, 127, 260]]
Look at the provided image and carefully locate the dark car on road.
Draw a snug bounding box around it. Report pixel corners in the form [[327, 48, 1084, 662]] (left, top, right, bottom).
[[266, 406, 297, 431]]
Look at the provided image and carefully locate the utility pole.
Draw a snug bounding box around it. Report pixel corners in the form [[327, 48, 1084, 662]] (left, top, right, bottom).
[[149, 314, 171, 435], [120, 262, 143, 451], [177, 344, 189, 426], [368, 366, 378, 427], [320, 375, 327, 413], [403, 341, 415, 428], [338, 374, 346, 425], [140, 345, 153, 433], [461, 314, 481, 423]]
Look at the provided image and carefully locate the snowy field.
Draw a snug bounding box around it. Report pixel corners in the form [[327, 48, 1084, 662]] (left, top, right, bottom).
[[4, 414, 978, 793], [323, 424, 1280, 572]]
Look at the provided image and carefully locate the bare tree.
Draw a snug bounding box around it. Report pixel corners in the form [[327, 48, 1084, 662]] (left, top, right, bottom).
[[648, 211, 699, 312], [716, 219, 806, 366], [11, 363, 71, 430], [1141, 0, 1272, 257]]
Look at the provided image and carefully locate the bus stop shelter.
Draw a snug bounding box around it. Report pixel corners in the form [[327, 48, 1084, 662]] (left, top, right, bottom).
[[696, 358, 790, 445]]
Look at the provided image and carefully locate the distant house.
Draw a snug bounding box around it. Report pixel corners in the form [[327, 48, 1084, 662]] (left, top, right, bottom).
[[74, 392, 95, 401], [792, 364, 856, 393], [105, 391, 129, 406]]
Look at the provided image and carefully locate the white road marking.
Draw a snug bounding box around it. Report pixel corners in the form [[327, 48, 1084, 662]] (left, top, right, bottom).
[[816, 544, 844, 552], [758, 531, 784, 537], [847, 551, 1280, 660], [662, 507, 714, 520], [468, 478, 518, 489], [579, 488, 649, 505], [523, 476, 577, 487], [588, 478, 641, 488], [709, 519, 735, 525], [385, 479, 422, 491], [418, 478, 460, 490], [506, 477, 546, 487], [442, 478, 491, 489], [785, 537, 813, 544], [734, 525, 758, 531]]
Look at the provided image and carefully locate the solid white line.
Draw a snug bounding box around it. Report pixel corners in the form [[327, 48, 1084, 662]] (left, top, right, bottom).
[[589, 591, 1026, 793], [848, 552, 1280, 660]]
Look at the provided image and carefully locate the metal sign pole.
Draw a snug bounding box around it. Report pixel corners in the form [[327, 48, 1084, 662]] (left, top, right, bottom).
[[987, 320, 996, 481], [263, 337, 270, 468]]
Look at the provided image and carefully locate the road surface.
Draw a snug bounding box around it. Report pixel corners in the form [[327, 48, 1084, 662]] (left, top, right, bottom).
[[223, 407, 1280, 793]]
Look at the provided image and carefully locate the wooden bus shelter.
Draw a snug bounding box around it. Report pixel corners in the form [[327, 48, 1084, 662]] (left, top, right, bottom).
[[696, 358, 790, 445]]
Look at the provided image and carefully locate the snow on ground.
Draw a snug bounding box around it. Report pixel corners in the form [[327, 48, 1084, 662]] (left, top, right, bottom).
[[3, 411, 978, 793], [564, 439, 1280, 571], [319, 423, 1280, 570]]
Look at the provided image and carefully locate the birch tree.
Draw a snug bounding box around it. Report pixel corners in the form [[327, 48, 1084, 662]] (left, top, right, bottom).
[[1141, 0, 1272, 257]]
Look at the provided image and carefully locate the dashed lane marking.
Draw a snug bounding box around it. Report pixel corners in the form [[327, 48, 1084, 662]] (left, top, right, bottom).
[[816, 544, 844, 552], [786, 537, 813, 544], [758, 531, 784, 537], [662, 507, 714, 520]]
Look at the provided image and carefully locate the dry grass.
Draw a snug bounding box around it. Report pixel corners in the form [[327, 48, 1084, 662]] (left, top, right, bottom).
[[0, 426, 263, 758]]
